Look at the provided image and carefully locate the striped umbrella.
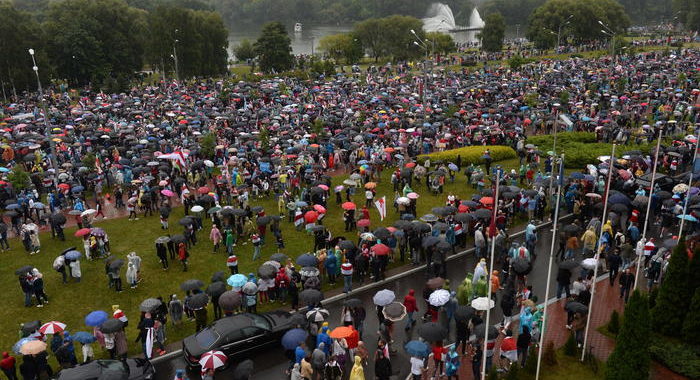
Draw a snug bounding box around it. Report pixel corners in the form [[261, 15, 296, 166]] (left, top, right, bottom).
[[39, 321, 66, 335], [199, 350, 227, 370]]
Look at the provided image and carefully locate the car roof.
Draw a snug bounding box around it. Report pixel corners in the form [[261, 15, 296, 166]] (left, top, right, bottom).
[[212, 314, 255, 332], [57, 360, 129, 380]]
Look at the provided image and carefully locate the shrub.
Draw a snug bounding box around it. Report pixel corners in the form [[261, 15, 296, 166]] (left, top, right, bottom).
[[543, 341, 558, 366], [648, 287, 659, 309], [607, 310, 620, 335], [606, 290, 651, 380], [649, 336, 700, 379], [506, 362, 520, 380], [651, 241, 690, 337], [682, 289, 700, 345], [563, 333, 577, 356], [487, 366, 499, 380], [417, 145, 517, 166]]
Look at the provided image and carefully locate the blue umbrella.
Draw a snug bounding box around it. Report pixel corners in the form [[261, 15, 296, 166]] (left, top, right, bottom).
[[72, 186, 85, 193], [227, 274, 247, 288], [64, 250, 82, 260], [72, 331, 96, 344], [0, 167, 9, 173], [678, 214, 698, 222], [281, 328, 308, 350], [296, 253, 318, 267], [295, 201, 308, 207], [5, 204, 19, 210], [13, 337, 37, 354], [31, 202, 45, 209], [570, 172, 585, 180], [84, 310, 108, 327], [608, 193, 630, 205], [404, 340, 430, 357]]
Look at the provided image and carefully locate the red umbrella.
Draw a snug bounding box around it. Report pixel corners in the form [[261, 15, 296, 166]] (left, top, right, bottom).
[[304, 211, 319, 223], [480, 197, 494, 206], [74, 228, 91, 237], [342, 202, 356, 210], [317, 184, 329, 191], [357, 219, 371, 227], [405, 162, 416, 168], [313, 204, 326, 214], [371, 243, 391, 255], [39, 321, 66, 335], [197, 186, 210, 194], [458, 204, 469, 213], [57, 183, 70, 190]]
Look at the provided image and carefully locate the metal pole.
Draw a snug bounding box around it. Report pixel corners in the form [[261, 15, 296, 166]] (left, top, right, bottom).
[[678, 144, 698, 241], [581, 144, 616, 362], [481, 169, 501, 380], [548, 105, 560, 198], [536, 154, 564, 379], [28, 49, 57, 186], [634, 129, 663, 290]]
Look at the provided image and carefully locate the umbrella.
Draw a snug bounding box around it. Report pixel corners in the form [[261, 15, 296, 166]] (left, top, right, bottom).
[[663, 238, 679, 248], [199, 350, 227, 370], [306, 308, 330, 323], [64, 250, 81, 260], [74, 228, 91, 237], [401, 213, 415, 221], [473, 323, 499, 340], [558, 260, 580, 270], [20, 340, 47, 355], [218, 291, 242, 310], [211, 271, 226, 283], [207, 282, 227, 298], [382, 302, 407, 322], [329, 326, 354, 339], [85, 311, 108, 326], [338, 240, 356, 250], [281, 328, 308, 350], [171, 234, 187, 244], [191, 205, 204, 213], [189, 293, 210, 309], [373, 227, 391, 241], [15, 265, 33, 276], [357, 219, 371, 227], [454, 305, 475, 321], [50, 213, 66, 225], [428, 289, 451, 306], [270, 253, 288, 263], [300, 289, 323, 305], [426, 277, 445, 289], [90, 227, 105, 237], [565, 301, 588, 314], [39, 321, 66, 335], [258, 264, 278, 279], [179, 217, 193, 226], [678, 214, 698, 222], [420, 214, 438, 222], [373, 289, 395, 306], [511, 257, 531, 275], [257, 215, 271, 225], [473, 209, 492, 219], [13, 338, 36, 354], [21, 321, 41, 335], [140, 298, 162, 312], [343, 298, 363, 308], [471, 297, 495, 311], [341, 202, 356, 210], [422, 236, 441, 248], [562, 224, 581, 234], [296, 253, 318, 267], [242, 282, 258, 296], [180, 279, 204, 292], [290, 313, 307, 328], [72, 332, 96, 344], [581, 258, 598, 269], [232, 360, 254, 380], [300, 266, 320, 277], [227, 274, 247, 288], [405, 340, 431, 357], [418, 322, 448, 342], [100, 319, 124, 333], [371, 243, 391, 256]]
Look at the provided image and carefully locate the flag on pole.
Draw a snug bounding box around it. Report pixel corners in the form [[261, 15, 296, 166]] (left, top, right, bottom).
[[374, 196, 386, 221], [95, 154, 103, 174], [558, 155, 565, 187], [488, 170, 501, 237], [294, 209, 304, 227]]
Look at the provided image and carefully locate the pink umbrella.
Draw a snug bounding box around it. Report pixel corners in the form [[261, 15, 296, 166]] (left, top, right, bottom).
[[407, 192, 420, 200], [371, 243, 391, 256], [39, 321, 66, 335], [313, 204, 326, 214], [317, 184, 329, 191], [357, 219, 371, 227], [158, 180, 168, 186], [160, 189, 174, 197], [199, 350, 227, 370]]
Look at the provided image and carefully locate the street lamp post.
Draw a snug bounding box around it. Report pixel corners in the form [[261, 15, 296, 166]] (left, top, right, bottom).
[[556, 15, 573, 53], [410, 29, 431, 111], [172, 40, 180, 82], [27, 48, 57, 186], [598, 20, 616, 59]]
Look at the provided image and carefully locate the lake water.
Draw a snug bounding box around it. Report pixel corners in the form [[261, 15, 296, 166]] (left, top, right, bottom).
[[228, 23, 480, 57]]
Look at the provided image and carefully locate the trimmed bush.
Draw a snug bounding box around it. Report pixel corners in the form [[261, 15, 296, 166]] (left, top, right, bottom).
[[651, 241, 690, 337], [606, 290, 651, 380], [682, 288, 700, 345], [607, 310, 620, 336], [417, 145, 517, 166], [523, 345, 539, 375], [506, 362, 520, 380], [649, 336, 700, 379], [544, 341, 558, 366], [563, 333, 577, 356]]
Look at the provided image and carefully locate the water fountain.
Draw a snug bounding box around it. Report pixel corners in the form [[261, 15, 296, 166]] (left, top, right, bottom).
[[422, 2, 484, 32]]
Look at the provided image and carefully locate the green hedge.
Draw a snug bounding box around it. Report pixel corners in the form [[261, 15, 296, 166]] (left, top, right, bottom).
[[417, 145, 516, 166], [649, 336, 700, 379], [525, 132, 660, 169]]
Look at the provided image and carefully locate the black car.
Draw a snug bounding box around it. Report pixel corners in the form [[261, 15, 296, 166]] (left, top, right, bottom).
[[55, 358, 154, 380], [183, 311, 292, 367]]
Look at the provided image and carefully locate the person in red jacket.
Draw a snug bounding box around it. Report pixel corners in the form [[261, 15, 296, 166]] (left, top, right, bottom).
[[403, 289, 418, 331], [1, 351, 17, 380]]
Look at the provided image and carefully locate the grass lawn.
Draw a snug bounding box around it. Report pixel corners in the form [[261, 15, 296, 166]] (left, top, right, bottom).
[[1, 156, 534, 358], [540, 351, 605, 380]]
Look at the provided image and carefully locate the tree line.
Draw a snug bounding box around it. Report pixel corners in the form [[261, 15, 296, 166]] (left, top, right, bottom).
[[0, 0, 229, 92]]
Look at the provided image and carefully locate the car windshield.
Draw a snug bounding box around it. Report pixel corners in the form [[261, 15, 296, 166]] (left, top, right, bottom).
[[248, 314, 271, 330], [195, 329, 220, 348]]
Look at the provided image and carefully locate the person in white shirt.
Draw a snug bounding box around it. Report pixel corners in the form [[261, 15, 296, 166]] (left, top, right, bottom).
[[365, 189, 374, 208], [410, 356, 425, 380]]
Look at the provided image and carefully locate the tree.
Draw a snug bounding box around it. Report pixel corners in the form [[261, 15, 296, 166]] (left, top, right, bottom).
[[254, 22, 293, 73], [0, 2, 49, 92], [233, 39, 256, 63], [353, 15, 424, 61], [318, 33, 363, 63], [688, 248, 700, 293], [44, 0, 147, 89], [508, 55, 527, 70], [482, 0, 546, 26], [607, 310, 620, 335], [480, 12, 506, 52], [673, 0, 700, 32], [200, 133, 217, 159], [682, 288, 700, 344], [526, 0, 630, 49], [426, 32, 455, 55], [353, 18, 384, 61], [8, 166, 31, 191], [651, 241, 690, 337], [606, 290, 650, 380]]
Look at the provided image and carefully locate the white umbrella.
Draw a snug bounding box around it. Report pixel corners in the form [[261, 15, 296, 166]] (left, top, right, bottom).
[[81, 209, 97, 217], [373, 289, 396, 306], [191, 205, 204, 213], [428, 289, 451, 307], [471, 297, 495, 311], [396, 197, 410, 205], [582, 258, 598, 270], [203, 160, 215, 168]]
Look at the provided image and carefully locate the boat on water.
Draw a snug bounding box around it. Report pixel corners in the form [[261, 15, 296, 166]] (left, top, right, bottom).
[[294, 23, 302, 33]]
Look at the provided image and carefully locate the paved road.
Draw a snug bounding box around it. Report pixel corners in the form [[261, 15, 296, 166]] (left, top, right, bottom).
[[153, 219, 571, 379]]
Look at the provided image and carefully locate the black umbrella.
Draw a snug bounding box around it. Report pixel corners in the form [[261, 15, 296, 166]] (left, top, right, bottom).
[[511, 257, 531, 275], [21, 320, 41, 335], [211, 271, 226, 283], [412, 222, 431, 233], [373, 227, 391, 241], [258, 264, 277, 279], [454, 305, 475, 321], [218, 291, 242, 310], [178, 217, 193, 226], [422, 236, 441, 248], [15, 265, 34, 276], [257, 215, 271, 225], [338, 240, 355, 251], [401, 213, 415, 221], [251, 206, 264, 214], [663, 238, 679, 249], [558, 260, 580, 270], [433, 222, 449, 232], [473, 323, 499, 340], [270, 253, 288, 263], [232, 209, 247, 217], [109, 259, 125, 270], [100, 319, 124, 333], [393, 220, 412, 230], [473, 209, 492, 220], [418, 322, 448, 342], [565, 301, 588, 314], [170, 234, 187, 244], [207, 282, 227, 298], [610, 203, 628, 214], [290, 313, 307, 328], [180, 279, 204, 292], [139, 298, 162, 312], [188, 293, 209, 310], [454, 213, 473, 223], [656, 191, 672, 200], [436, 241, 452, 252], [562, 224, 581, 234], [343, 298, 363, 308], [232, 359, 254, 380], [50, 213, 67, 225], [300, 289, 323, 305]]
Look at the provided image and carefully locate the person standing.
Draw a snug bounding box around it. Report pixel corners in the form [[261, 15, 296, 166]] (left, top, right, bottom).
[[169, 295, 183, 325], [69, 259, 81, 283], [618, 268, 635, 302], [341, 260, 353, 293], [409, 355, 425, 380], [31, 269, 48, 307], [210, 225, 222, 253], [178, 242, 189, 272], [0, 352, 17, 380], [403, 289, 418, 330], [608, 251, 622, 285], [556, 267, 572, 299]]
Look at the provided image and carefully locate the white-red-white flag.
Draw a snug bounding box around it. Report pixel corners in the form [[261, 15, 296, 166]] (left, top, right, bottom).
[[374, 196, 386, 221]]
